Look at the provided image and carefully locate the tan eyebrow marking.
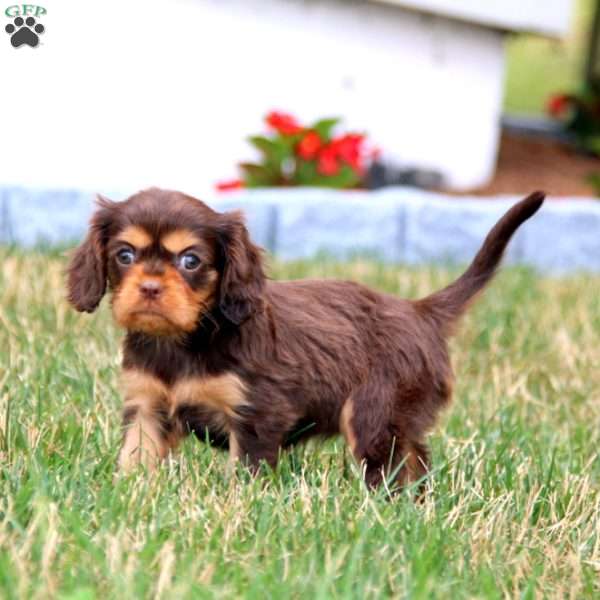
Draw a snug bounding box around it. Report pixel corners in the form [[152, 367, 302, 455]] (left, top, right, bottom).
[[117, 225, 152, 249], [161, 229, 202, 254]]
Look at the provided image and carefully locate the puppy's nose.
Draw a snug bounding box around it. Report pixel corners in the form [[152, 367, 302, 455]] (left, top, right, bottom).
[[139, 280, 162, 299]]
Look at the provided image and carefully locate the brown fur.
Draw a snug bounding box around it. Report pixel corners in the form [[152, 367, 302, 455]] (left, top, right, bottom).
[[67, 187, 545, 489]]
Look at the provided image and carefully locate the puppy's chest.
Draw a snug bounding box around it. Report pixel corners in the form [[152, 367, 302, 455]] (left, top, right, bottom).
[[121, 369, 248, 427]]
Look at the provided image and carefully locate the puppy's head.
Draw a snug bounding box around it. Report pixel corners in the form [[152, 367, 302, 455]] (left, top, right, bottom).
[[67, 188, 265, 335]]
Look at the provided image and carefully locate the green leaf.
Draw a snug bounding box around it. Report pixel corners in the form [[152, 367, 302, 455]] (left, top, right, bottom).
[[239, 163, 278, 187], [311, 118, 340, 142], [292, 161, 362, 189], [248, 136, 281, 160], [582, 135, 600, 156], [585, 171, 600, 197], [247, 135, 296, 175], [313, 165, 361, 189], [293, 159, 318, 186]]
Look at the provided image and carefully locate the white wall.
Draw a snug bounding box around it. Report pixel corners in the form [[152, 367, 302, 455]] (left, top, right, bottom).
[[375, 0, 573, 37], [0, 0, 506, 197]]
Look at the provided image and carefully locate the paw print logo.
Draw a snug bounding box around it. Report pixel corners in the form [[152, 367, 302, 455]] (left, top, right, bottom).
[[5, 16, 45, 48]]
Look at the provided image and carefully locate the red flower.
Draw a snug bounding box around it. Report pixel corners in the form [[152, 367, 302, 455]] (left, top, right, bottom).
[[216, 179, 244, 192], [297, 131, 323, 160], [331, 133, 365, 173], [265, 111, 303, 135], [317, 145, 340, 176], [546, 94, 572, 117]]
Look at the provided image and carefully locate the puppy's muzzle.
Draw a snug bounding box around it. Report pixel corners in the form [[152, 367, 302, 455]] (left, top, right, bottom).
[[139, 280, 163, 300]]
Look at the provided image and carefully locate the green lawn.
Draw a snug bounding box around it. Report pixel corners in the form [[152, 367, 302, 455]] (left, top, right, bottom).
[[0, 249, 599, 599], [504, 0, 595, 114]]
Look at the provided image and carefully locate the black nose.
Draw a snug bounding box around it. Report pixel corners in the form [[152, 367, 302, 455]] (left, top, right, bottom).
[[139, 280, 162, 299]]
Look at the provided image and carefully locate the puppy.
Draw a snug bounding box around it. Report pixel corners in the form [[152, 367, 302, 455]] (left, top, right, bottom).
[[67, 188, 544, 488]]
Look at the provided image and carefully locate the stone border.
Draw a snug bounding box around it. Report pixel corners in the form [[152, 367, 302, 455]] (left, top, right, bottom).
[[1, 186, 599, 272]]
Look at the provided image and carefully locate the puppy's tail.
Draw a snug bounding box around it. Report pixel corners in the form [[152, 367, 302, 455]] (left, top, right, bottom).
[[418, 191, 545, 334]]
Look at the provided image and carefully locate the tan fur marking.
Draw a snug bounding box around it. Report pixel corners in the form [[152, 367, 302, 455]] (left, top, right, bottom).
[[228, 431, 241, 472], [112, 263, 217, 335], [161, 229, 202, 255], [122, 369, 169, 402], [405, 451, 420, 482], [339, 399, 358, 455], [172, 373, 248, 419], [119, 413, 167, 473], [117, 370, 248, 471], [117, 225, 152, 249], [118, 370, 172, 473]]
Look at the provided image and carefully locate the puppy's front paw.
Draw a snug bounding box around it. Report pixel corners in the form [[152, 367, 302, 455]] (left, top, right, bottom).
[[117, 445, 161, 474]]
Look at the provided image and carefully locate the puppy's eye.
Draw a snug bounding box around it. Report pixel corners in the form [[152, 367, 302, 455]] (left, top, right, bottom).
[[116, 248, 135, 266], [179, 253, 201, 271]]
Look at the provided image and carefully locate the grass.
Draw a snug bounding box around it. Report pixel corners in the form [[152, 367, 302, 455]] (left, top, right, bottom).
[[0, 248, 599, 599], [504, 0, 595, 114]]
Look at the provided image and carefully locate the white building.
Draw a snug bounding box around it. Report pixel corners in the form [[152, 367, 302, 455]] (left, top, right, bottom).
[[0, 0, 573, 196]]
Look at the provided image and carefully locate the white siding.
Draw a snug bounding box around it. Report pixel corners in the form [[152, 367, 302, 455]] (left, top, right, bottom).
[[374, 0, 573, 37], [0, 0, 506, 195]]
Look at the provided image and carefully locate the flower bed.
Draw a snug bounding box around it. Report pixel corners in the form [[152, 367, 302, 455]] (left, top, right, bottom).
[[217, 111, 377, 191]]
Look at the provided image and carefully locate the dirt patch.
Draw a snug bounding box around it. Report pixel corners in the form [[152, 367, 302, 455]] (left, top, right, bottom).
[[454, 131, 600, 197]]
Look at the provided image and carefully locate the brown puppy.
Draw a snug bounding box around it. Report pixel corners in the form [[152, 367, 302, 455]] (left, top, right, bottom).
[[67, 188, 545, 488]]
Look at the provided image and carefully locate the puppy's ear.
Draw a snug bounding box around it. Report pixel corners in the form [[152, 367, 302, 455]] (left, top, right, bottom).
[[67, 195, 116, 313], [217, 211, 266, 325]]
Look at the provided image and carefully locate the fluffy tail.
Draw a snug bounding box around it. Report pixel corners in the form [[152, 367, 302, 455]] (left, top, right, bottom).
[[419, 191, 545, 333]]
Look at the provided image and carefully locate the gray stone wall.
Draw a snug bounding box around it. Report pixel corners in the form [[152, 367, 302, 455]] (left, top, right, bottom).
[[1, 186, 599, 273]]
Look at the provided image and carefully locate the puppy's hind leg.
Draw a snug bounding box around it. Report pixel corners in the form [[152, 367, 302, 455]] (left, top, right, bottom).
[[402, 438, 430, 498], [339, 380, 398, 490], [230, 423, 285, 474], [340, 382, 429, 493]]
